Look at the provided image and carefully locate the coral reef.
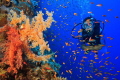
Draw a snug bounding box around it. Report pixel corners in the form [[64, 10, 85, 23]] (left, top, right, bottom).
[[8, 10, 54, 54], [0, 0, 11, 7], [0, 10, 54, 74], [10, 2, 35, 16], [0, 0, 67, 80], [2, 26, 23, 73], [0, 0, 36, 27]]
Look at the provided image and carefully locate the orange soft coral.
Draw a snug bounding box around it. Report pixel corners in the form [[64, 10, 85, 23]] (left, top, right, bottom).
[[8, 10, 54, 54], [0, 10, 54, 74], [1, 25, 53, 74], [2, 26, 23, 73]]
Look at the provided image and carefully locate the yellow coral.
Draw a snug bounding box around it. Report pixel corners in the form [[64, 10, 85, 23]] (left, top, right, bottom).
[[26, 52, 52, 61], [0, 68, 7, 75], [8, 10, 54, 55]]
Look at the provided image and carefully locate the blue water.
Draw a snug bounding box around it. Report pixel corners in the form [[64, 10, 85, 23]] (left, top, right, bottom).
[[35, 0, 120, 80]]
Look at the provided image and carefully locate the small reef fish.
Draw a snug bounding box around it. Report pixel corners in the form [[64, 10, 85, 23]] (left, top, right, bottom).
[[108, 9, 112, 11], [106, 52, 110, 54], [115, 16, 119, 18], [88, 11, 92, 13], [74, 13, 78, 16], [55, 55, 58, 57], [107, 46, 112, 48], [92, 50, 98, 53], [107, 37, 114, 40], [117, 71, 120, 72], [68, 70, 72, 74], [82, 56, 87, 59], [102, 15, 107, 17], [115, 56, 119, 59], [99, 35, 104, 37], [90, 2, 94, 4], [105, 19, 109, 22], [107, 37, 112, 38], [96, 4, 103, 7], [63, 62, 66, 64], [65, 42, 71, 46], [44, 8, 47, 10]]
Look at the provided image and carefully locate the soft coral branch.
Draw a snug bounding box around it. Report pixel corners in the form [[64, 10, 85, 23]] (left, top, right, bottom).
[[2, 26, 23, 73], [22, 40, 53, 62], [0, 10, 54, 74]]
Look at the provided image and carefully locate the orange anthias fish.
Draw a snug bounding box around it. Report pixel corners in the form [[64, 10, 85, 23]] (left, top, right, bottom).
[[105, 19, 110, 22], [44, 8, 47, 10], [99, 35, 104, 37], [65, 42, 71, 46], [108, 9, 112, 11], [96, 4, 103, 7], [102, 15, 107, 17], [74, 13, 78, 16], [88, 11, 92, 13], [90, 2, 94, 4]]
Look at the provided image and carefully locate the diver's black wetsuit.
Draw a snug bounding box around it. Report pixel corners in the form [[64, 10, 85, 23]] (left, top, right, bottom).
[[82, 22, 101, 46]]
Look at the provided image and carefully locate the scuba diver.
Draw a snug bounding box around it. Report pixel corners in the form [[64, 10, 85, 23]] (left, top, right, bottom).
[[71, 16, 104, 54]]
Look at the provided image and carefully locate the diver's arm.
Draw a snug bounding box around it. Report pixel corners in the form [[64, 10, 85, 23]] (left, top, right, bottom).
[[74, 29, 82, 39]]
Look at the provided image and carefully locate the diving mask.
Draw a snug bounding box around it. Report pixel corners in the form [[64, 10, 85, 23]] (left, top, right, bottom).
[[83, 21, 94, 31]]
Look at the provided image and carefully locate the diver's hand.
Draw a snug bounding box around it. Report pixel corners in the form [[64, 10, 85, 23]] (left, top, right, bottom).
[[89, 37, 95, 42]]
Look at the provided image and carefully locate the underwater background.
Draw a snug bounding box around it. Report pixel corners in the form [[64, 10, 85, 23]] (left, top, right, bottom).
[[0, 0, 120, 80], [38, 0, 120, 80]]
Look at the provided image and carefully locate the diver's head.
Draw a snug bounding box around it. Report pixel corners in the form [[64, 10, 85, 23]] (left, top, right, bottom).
[[82, 17, 96, 32]]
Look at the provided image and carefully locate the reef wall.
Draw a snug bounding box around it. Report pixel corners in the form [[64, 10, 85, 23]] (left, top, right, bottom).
[[0, 0, 66, 80]]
